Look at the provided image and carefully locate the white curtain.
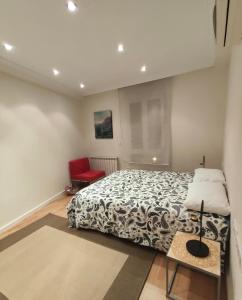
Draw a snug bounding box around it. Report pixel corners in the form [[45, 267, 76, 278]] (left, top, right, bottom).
[[118, 79, 171, 166]]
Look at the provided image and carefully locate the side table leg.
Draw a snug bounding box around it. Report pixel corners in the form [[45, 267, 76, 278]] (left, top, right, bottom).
[[166, 258, 179, 299], [166, 258, 169, 296], [217, 277, 221, 300]]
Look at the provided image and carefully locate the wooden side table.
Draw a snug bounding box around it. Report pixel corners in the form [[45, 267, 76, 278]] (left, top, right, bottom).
[[166, 231, 221, 300]]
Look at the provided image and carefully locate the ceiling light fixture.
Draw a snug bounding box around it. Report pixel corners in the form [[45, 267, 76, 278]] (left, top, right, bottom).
[[67, 0, 78, 12], [52, 68, 60, 76], [80, 83, 85, 89], [118, 44, 124, 52], [140, 65, 147, 72], [2, 42, 14, 52]]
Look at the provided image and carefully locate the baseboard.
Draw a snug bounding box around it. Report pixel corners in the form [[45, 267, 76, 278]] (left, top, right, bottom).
[[0, 190, 65, 234]]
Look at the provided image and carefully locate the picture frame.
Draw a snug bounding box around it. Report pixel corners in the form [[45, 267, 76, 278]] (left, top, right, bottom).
[[94, 110, 113, 139]]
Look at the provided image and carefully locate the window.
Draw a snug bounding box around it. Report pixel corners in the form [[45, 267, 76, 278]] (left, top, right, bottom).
[[118, 79, 171, 165]]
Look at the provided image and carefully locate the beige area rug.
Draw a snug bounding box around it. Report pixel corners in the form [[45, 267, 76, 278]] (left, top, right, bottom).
[[0, 214, 157, 300]]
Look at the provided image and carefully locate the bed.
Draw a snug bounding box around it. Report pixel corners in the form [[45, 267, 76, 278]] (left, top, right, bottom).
[[67, 170, 229, 266]]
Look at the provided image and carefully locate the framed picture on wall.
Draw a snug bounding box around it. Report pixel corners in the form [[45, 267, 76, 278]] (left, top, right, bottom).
[[94, 110, 113, 139]]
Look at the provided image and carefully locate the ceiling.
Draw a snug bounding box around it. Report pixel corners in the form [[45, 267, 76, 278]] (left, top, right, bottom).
[[0, 0, 216, 99]]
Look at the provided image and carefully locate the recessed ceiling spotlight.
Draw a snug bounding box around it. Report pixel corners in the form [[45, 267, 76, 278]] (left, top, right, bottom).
[[118, 44, 124, 52], [52, 68, 60, 76], [2, 42, 14, 52], [140, 65, 147, 72], [67, 0, 78, 12], [80, 83, 85, 89]]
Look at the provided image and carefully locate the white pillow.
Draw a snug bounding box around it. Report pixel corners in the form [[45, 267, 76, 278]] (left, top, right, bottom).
[[193, 168, 225, 184], [184, 182, 230, 216]]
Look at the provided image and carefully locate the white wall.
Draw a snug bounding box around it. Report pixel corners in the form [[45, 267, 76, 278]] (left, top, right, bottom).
[[0, 72, 82, 229], [81, 65, 228, 171], [171, 64, 228, 171], [80, 90, 120, 160], [223, 44, 242, 300]]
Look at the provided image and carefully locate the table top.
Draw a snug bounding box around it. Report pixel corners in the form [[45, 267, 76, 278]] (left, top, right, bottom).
[[167, 231, 221, 277]]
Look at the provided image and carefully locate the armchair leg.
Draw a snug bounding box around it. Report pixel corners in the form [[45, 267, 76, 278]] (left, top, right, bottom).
[[71, 180, 89, 189]]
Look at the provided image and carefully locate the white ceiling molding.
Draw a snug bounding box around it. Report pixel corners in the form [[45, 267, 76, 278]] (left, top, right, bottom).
[[0, 57, 79, 99]]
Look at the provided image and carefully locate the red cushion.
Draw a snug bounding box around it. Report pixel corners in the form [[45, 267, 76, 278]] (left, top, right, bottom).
[[69, 158, 90, 177], [72, 170, 105, 182]]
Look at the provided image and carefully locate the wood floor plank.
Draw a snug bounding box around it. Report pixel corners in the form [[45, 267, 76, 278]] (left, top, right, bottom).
[[0, 196, 227, 300]]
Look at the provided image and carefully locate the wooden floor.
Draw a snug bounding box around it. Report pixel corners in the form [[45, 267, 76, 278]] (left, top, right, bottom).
[[0, 196, 227, 300]]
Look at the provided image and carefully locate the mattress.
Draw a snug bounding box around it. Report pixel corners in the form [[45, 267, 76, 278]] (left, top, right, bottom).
[[67, 170, 229, 266]]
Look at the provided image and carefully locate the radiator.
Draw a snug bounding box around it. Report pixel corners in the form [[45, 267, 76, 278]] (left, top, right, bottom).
[[89, 157, 119, 176]]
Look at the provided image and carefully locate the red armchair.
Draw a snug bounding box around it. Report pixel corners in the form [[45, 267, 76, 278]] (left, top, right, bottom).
[[69, 157, 105, 184]]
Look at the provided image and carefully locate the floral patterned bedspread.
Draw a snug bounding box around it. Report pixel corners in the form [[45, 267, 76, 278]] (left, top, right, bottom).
[[67, 170, 229, 265]]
